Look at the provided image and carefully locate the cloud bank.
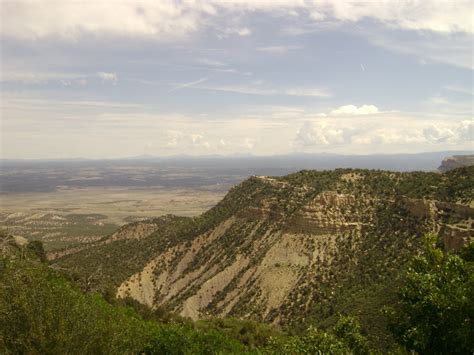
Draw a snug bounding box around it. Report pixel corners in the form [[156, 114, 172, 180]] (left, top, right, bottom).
[[2, 1, 471, 40]]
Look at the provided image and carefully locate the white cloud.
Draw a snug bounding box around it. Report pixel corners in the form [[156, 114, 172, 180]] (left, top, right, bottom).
[[309, 10, 326, 21], [197, 58, 227, 67], [166, 130, 211, 149], [284, 88, 331, 97], [98, 72, 118, 84], [294, 115, 473, 150], [457, 120, 474, 141], [241, 138, 256, 150], [366, 130, 426, 145], [315, 0, 472, 34], [330, 104, 379, 115], [2, 1, 470, 40], [1, 0, 206, 40], [423, 126, 455, 143], [2, 90, 472, 158], [294, 121, 349, 146], [256, 45, 302, 53], [234, 27, 252, 36]]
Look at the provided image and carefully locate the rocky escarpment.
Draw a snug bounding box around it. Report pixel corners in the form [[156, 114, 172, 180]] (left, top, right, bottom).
[[438, 154, 474, 173], [115, 190, 472, 323], [54, 167, 474, 336], [403, 197, 474, 249]]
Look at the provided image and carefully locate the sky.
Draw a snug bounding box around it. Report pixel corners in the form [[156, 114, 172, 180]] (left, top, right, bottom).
[[0, 0, 473, 159]]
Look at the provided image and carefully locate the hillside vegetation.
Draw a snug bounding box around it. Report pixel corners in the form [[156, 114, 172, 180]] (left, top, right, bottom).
[[1, 231, 472, 354], [52, 167, 474, 350], [0, 235, 376, 354]]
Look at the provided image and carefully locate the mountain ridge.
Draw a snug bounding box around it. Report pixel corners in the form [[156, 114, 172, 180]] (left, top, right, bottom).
[[53, 167, 474, 348]]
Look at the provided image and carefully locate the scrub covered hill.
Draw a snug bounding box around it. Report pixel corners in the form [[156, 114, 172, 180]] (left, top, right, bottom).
[[2, 232, 473, 354], [0, 233, 383, 354], [54, 167, 474, 350]]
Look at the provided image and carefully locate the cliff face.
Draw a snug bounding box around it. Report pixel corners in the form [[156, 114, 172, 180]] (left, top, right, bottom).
[[438, 155, 474, 173], [113, 190, 473, 323], [54, 167, 474, 331]]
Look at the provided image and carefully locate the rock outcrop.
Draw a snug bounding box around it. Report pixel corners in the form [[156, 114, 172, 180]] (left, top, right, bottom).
[[438, 155, 474, 173]]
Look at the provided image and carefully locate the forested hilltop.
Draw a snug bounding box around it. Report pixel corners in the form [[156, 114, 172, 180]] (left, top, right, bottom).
[[1, 167, 473, 353]]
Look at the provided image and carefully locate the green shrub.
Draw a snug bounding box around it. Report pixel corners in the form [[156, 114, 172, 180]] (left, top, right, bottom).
[[384, 236, 474, 354]]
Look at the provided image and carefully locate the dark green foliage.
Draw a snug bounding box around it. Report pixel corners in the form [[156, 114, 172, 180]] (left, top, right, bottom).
[[0, 256, 367, 354], [440, 167, 474, 203], [0, 256, 248, 354], [142, 324, 245, 355], [263, 316, 369, 354], [117, 297, 188, 324], [0, 258, 157, 354], [26, 240, 47, 262], [459, 242, 474, 262], [384, 235, 474, 354], [195, 317, 280, 348], [332, 316, 370, 355]]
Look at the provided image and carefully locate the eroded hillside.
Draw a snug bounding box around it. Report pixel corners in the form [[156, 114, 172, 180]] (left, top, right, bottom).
[[54, 167, 474, 344]]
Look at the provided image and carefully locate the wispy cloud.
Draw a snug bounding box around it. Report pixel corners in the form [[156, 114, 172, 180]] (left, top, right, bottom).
[[444, 85, 473, 96], [366, 31, 473, 70], [224, 27, 252, 37], [168, 77, 208, 93], [197, 58, 227, 67], [256, 45, 302, 53], [196, 83, 331, 98], [98, 72, 118, 85], [1, 72, 88, 85], [2, 95, 146, 111], [330, 105, 379, 115]]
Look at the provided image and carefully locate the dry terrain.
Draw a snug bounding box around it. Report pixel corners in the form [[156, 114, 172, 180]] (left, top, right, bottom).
[[0, 160, 237, 251], [0, 187, 225, 251]]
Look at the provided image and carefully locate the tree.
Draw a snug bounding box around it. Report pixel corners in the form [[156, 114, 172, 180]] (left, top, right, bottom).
[[385, 234, 473, 354]]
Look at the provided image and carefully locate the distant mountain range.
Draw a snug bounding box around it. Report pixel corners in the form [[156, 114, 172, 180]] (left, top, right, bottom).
[[2, 150, 473, 173]]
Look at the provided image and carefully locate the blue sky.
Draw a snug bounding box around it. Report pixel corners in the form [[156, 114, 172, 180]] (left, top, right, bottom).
[[1, 0, 472, 158]]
